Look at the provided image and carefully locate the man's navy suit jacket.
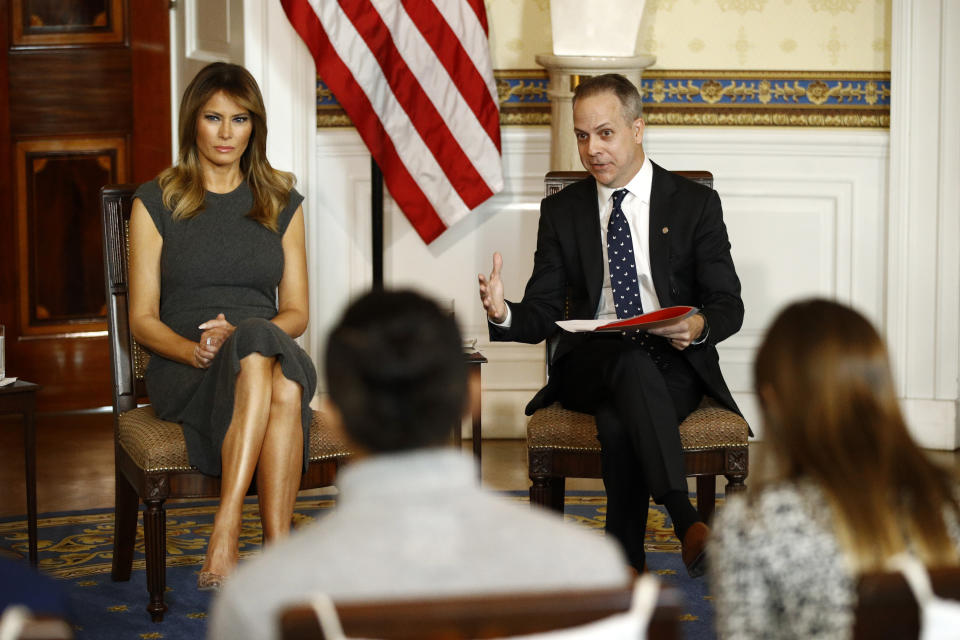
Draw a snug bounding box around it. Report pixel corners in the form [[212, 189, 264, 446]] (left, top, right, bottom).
[[489, 162, 744, 417]]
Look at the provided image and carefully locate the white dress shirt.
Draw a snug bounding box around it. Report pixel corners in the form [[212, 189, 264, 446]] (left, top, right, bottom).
[[596, 155, 660, 320]]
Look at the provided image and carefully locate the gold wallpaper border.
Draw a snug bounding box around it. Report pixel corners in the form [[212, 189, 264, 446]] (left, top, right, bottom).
[[640, 70, 889, 128], [316, 69, 890, 129]]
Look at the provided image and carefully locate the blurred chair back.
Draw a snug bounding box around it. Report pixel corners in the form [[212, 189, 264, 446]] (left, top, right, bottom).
[[0, 607, 73, 640], [279, 579, 681, 639], [101, 184, 146, 413], [853, 565, 960, 639]]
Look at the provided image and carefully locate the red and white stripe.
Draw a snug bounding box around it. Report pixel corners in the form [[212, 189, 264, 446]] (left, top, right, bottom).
[[281, 0, 503, 244]]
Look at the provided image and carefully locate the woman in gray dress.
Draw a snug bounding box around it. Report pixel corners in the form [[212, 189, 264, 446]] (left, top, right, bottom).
[[129, 62, 316, 590], [709, 299, 960, 639]]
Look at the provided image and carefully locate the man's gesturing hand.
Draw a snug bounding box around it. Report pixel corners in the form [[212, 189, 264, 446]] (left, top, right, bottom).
[[478, 252, 507, 324]]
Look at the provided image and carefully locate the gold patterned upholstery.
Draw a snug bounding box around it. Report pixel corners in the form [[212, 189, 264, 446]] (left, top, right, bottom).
[[117, 407, 192, 472], [676, 399, 749, 450], [528, 397, 748, 454], [527, 405, 599, 452], [118, 407, 351, 473]]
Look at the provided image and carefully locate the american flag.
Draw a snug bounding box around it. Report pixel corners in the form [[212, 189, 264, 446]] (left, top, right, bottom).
[[281, 0, 504, 244]]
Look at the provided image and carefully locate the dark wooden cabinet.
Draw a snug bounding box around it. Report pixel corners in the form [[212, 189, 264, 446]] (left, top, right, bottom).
[[1, 0, 171, 411]]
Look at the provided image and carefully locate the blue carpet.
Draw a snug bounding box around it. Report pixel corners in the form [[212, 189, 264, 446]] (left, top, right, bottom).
[[543, 491, 716, 640], [0, 491, 717, 639]]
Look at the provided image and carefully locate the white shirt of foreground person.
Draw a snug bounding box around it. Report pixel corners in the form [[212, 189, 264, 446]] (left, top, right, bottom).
[[207, 448, 630, 640]]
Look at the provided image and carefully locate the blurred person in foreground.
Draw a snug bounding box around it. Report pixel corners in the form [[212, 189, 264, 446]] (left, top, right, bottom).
[[709, 299, 960, 639], [208, 289, 630, 640]]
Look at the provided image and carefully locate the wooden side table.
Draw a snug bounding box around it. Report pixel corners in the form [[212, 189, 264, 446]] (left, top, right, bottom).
[[453, 351, 487, 475], [0, 380, 40, 566]]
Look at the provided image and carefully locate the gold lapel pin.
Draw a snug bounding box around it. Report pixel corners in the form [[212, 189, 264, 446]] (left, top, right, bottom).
[[662, 227, 669, 234]]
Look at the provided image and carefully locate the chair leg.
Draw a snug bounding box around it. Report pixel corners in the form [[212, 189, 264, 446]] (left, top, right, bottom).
[[530, 476, 566, 513], [111, 469, 138, 582], [725, 473, 747, 495], [696, 476, 716, 523], [530, 476, 551, 509], [143, 498, 168, 622], [548, 477, 566, 512]]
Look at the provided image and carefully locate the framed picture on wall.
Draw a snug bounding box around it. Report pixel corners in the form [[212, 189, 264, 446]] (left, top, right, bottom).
[[11, 0, 124, 47]]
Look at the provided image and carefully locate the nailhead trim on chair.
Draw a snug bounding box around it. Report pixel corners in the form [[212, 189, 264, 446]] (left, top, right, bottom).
[[307, 410, 353, 461], [677, 402, 750, 450], [118, 406, 351, 473], [527, 397, 748, 452], [132, 340, 150, 381]]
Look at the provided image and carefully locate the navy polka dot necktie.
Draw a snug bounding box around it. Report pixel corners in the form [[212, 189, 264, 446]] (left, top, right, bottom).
[[607, 189, 643, 319]]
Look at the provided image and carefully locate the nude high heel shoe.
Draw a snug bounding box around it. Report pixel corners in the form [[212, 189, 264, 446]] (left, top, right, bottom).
[[197, 570, 225, 591]]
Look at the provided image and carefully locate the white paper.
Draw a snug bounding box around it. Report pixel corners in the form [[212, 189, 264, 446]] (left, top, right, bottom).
[[0, 377, 17, 388], [556, 306, 699, 334], [556, 319, 609, 333]]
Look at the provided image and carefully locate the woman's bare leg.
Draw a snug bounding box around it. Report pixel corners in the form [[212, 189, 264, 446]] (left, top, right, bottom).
[[201, 352, 274, 578], [256, 361, 304, 543]]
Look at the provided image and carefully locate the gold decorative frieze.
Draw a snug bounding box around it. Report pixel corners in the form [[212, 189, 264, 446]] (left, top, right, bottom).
[[494, 69, 551, 126], [316, 69, 890, 129], [640, 70, 889, 128]]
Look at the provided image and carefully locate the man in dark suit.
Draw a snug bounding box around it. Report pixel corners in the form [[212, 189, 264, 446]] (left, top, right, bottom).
[[478, 74, 743, 576]]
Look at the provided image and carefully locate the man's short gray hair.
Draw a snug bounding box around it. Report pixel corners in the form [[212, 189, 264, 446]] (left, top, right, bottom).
[[572, 73, 643, 122]]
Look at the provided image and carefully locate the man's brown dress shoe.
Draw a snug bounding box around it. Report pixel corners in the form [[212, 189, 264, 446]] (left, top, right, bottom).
[[681, 521, 709, 578]]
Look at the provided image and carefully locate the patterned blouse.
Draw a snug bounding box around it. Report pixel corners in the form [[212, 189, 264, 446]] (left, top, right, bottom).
[[709, 480, 960, 640]]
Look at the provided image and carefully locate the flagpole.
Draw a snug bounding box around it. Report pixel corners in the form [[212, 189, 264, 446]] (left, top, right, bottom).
[[371, 158, 384, 289]]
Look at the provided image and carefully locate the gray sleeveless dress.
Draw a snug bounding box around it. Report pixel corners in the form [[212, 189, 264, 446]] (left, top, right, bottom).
[[134, 179, 316, 476]]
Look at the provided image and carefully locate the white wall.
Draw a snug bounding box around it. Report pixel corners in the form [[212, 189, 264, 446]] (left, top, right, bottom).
[[886, 0, 960, 450]]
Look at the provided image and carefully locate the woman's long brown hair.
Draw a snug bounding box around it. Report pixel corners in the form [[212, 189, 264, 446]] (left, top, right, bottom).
[[158, 62, 294, 231], [754, 299, 959, 571]]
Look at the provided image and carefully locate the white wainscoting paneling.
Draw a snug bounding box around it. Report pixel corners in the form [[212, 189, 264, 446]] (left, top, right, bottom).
[[630, 128, 889, 440], [887, 0, 960, 450], [311, 129, 379, 388], [385, 128, 551, 437], [309, 128, 551, 434]]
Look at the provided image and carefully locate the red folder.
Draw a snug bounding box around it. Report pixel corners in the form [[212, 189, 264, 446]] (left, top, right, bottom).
[[596, 306, 698, 331]]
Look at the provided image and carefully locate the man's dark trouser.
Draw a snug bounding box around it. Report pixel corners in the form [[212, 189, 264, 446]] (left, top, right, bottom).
[[552, 333, 704, 570]]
